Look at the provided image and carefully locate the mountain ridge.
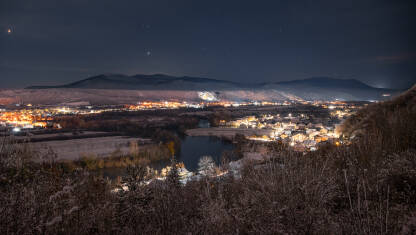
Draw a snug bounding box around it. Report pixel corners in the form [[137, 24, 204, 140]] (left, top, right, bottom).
[[24, 74, 403, 101], [27, 74, 242, 90], [274, 77, 373, 89], [27, 74, 378, 90]]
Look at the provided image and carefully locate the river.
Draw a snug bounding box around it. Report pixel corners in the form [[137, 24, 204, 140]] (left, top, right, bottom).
[[98, 135, 234, 179]]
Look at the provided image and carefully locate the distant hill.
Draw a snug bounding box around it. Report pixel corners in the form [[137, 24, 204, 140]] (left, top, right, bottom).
[[274, 77, 372, 89], [27, 74, 245, 90], [26, 74, 401, 101], [268, 77, 397, 101]]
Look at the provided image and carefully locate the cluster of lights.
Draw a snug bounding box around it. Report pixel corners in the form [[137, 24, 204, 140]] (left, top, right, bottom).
[[0, 110, 50, 129], [128, 99, 289, 110], [128, 101, 203, 110], [221, 106, 351, 151]]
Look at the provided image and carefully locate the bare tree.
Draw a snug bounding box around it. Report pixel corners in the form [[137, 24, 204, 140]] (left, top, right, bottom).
[[198, 155, 216, 177]]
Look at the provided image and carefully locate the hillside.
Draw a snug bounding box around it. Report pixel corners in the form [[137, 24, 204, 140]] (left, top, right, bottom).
[[24, 74, 400, 102], [340, 84, 416, 152]]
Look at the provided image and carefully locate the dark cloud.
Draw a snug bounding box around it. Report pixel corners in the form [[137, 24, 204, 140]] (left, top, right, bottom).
[[0, 0, 415, 89]]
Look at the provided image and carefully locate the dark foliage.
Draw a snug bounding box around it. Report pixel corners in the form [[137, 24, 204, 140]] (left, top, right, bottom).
[[1, 87, 415, 234]]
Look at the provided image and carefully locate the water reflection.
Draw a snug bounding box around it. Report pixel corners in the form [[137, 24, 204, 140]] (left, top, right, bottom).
[[98, 136, 233, 178], [177, 136, 233, 171]]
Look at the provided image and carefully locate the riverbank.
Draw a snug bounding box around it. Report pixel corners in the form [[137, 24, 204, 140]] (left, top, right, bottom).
[[186, 127, 273, 140]]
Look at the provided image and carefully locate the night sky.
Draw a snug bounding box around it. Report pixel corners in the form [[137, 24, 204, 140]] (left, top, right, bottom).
[[1, 0, 415, 89]]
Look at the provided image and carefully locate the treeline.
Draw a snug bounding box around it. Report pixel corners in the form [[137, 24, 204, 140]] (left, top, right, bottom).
[[62, 143, 173, 172], [54, 113, 199, 137]]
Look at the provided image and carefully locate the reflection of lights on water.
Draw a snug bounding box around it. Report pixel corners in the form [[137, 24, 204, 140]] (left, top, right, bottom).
[[13, 127, 21, 132]]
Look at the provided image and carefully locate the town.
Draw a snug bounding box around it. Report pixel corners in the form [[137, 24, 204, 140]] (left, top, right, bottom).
[[1, 99, 366, 153], [218, 101, 362, 151]]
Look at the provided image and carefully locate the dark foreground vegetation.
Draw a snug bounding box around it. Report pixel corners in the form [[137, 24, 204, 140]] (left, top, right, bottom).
[[1, 87, 415, 234]]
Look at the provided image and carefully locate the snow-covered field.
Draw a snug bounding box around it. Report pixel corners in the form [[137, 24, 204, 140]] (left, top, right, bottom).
[[13, 131, 109, 141], [29, 136, 148, 161], [0, 88, 292, 105]]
